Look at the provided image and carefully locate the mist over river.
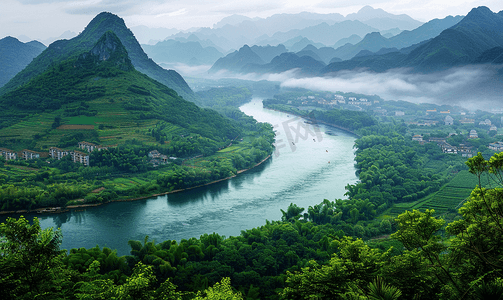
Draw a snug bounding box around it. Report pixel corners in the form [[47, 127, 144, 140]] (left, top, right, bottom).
[[4, 98, 358, 256]]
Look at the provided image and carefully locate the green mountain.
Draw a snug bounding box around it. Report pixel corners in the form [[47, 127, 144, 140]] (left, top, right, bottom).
[[330, 15, 464, 61], [0, 36, 46, 88], [402, 6, 503, 71], [209, 45, 265, 74], [0, 12, 195, 101], [0, 31, 239, 149]]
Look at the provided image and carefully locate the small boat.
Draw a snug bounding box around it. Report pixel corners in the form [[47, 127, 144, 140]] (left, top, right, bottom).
[[325, 130, 337, 136]]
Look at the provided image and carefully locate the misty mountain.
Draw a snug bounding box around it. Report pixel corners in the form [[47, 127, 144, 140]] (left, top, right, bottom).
[[241, 52, 326, 76], [380, 28, 403, 38], [402, 6, 503, 71], [130, 25, 180, 45], [209, 45, 265, 73], [332, 32, 391, 60], [162, 7, 422, 52], [346, 5, 423, 30], [295, 49, 324, 63], [388, 15, 464, 49], [297, 45, 340, 64], [475, 47, 503, 64], [214, 12, 346, 37], [269, 21, 379, 47], [286, 37, 325, 52], [332, 15, 465, 61], [0, 36, 46, 88], [250, 44, 287, 63], [333, 34, 363, 48], [0, 12, 195, 101], [322, 7, 503, 74], [142, 40, 223, 65], [41, 30, 78, 46]]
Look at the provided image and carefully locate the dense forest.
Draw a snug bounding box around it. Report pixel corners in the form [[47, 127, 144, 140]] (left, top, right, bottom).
[[1, 151, 502, 299]]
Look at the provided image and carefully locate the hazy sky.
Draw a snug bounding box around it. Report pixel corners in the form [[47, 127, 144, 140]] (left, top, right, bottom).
[[2, 0, 503, 41]]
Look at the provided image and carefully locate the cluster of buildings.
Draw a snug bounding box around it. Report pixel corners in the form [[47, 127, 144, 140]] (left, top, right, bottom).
[[0, 141, 108, 167], [1, 141, 174, 168], [294, 94, 378, 108], [412, 135, 474, 158], [48, 141, 109, 166], [0, 148, 47, 161]]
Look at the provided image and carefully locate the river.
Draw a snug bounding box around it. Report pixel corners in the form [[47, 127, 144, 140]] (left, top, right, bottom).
[[5, 98, 358, 256]]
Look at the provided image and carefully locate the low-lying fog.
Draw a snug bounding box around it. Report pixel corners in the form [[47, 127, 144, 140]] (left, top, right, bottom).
[[167, 62, 503, 112]]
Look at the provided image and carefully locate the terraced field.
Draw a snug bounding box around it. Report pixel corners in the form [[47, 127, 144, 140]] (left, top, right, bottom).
[[385, 170, 485, 217]]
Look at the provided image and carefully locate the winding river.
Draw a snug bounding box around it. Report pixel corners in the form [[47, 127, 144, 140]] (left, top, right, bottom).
[[4, 98, 358, 256]]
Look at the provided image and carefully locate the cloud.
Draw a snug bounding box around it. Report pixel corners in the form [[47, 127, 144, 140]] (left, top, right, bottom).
[[65, 0, 139, 15], [218, 65, 503, 111]]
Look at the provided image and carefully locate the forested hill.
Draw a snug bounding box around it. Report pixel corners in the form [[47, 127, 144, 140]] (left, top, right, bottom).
[[0, 36, 46, 88], [0, 30, 240, 143], [0, 12, 195, 102]]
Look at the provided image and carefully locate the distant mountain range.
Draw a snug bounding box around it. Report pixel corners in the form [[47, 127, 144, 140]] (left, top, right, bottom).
[[1, 12, 194, 101], [208, 7, 503, 77], [152, 6, 424, 52], [0, 37, 46, 88], [142, 39, 223, 65], [323, 6, 503, 73]]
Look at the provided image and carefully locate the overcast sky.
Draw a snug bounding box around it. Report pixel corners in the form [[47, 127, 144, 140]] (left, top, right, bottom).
[[2, 0, 503, 41]]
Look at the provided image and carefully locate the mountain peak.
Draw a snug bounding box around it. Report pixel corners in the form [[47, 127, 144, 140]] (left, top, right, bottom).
[[86, 12, 126, 29], [78, 30, 134, 72], [91, 31, 125, 59]]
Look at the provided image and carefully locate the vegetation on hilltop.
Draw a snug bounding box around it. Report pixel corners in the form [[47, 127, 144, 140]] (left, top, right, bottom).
[[0, 12, 195, 101], [0, 36, 46, 88], [0, 31, 274, 211]]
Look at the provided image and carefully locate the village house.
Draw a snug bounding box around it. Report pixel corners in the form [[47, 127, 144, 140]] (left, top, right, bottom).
[[489, 141, 503, 152], [373, 108, 387, 116], [429, 137, 447, 144], [49, 147, 69, 160], [348, 98, 372, 106], [0, 148, 17, 160], [460, 118, 475, 124], [469, 130, 478, 139], [479, 119, 492, 126], [458, 144, 473, 158], [426, 109, 437, 115], [412, 135, 423, 142], [490, 125, 498, 132], [148, 150, 168, 165], [78, 141, 108, 153], [71, 150, 90, 166], [417, 120, 439, 126], [440, 143, 458, 154], [21, 149, 40, 160], [444, 115, 454, 126]]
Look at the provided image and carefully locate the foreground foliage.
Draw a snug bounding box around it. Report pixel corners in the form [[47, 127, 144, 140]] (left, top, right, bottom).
[[2, 152, 503, 299]]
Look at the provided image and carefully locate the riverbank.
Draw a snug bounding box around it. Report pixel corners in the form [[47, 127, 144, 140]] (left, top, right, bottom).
[[0, 154, 272, 215], [264, 107, 361, 138]]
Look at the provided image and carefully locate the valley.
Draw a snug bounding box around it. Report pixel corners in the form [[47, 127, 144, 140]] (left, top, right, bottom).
[[2, 4, 503, 299]]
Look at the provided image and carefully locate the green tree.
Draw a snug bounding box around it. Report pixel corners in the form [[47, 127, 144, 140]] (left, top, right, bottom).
[[0, 216, 66, 300], [193, 277, 243, 300]]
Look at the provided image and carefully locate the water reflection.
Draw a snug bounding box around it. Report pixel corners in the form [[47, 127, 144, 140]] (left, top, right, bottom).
[[0, 98, 358, 256]]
